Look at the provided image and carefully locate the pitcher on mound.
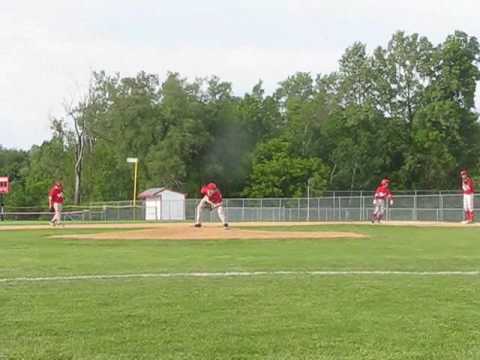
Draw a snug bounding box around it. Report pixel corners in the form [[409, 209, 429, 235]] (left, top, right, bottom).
[[371, 178, 393, 223], [194, 182, 229, 229], [460, 169, 475, 224]]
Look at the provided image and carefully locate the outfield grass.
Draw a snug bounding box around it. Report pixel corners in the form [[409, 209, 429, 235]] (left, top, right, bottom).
[[1, 225, 480, 359]]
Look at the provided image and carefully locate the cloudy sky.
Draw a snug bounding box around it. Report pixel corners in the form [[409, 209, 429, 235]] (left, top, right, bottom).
[[1, 0, 479, 149]]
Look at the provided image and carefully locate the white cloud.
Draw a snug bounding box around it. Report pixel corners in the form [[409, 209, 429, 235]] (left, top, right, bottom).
[[1, 0, 479, 149]]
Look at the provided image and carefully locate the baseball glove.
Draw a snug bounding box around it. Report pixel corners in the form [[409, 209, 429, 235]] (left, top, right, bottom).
[[202, 203, 214, 211], [49, 206, 55, 213]]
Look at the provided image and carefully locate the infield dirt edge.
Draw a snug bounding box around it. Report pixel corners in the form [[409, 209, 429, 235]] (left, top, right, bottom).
[[51, 223, 367, 240]]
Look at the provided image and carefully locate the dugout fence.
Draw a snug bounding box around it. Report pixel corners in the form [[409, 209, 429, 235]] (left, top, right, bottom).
[[0, 192, 476, 223]]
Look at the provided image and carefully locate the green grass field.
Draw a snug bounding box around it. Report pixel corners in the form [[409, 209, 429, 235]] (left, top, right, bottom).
[[1, 225, 480, 359]]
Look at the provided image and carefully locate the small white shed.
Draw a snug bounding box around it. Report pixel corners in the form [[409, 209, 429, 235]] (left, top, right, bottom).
[[138, 188, 186, 221]]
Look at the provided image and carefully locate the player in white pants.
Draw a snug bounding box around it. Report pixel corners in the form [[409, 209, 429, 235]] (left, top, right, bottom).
[[372, 178, 393, 223], [48, 180, 64, 226], [460, 170, 475, 224], [194, 183, 228, 228]]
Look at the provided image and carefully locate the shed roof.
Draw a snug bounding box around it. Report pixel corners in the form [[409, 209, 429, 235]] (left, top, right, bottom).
[[138, 188, 185, 199]]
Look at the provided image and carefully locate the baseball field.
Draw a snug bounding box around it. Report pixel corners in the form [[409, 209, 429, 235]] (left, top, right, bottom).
[[1, 222, 480, 359]]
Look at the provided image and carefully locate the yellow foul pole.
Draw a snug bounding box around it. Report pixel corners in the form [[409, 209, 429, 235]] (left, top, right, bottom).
[[127, 157, 139, 220], [133, 161, 138, 208]]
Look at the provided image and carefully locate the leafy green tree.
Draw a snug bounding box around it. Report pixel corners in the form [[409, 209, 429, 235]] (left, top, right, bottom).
[[243, 138, 329, 197], [0, 147, 30, 206], [337, 42, 373, 106], [323, 104, 405, 189], [401, 31, 480, 188], [22, 138, 72, 207], [371, 32, 434, 124]]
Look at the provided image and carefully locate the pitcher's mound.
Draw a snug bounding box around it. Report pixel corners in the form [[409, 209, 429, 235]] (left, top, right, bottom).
[[60, 223, 366, 240]]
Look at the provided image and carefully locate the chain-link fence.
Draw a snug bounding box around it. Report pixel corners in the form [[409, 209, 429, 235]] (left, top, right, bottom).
[[0, 193, 476, 223], [214, 194, 476, 223]]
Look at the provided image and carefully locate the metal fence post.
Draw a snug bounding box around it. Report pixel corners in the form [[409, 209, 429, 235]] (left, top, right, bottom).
[[440, 194, 444, 222], [317, 197, 320, 222], [413, 191, 417, 221], [260, 199, 263, 222], [333, 192, 336, 221], [297, 198, 300, 221], [242, 199, 245, 222], [309, 197, 312, 221], [338, 197, 341, 221], [277, 199, 281, 222], [360, 192, 363, 221]]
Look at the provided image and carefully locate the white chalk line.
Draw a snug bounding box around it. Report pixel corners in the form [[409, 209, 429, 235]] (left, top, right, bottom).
[[1, 270, 480, 283]]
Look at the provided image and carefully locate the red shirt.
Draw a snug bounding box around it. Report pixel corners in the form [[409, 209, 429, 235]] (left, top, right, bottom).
[[374, 185, 393, 200], [49, 185, 65, 204], [462, 177, 475, 195], [201, 186, 223, 205]]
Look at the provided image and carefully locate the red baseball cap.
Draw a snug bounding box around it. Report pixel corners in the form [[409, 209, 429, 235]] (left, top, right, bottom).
[[206, 182, 217, 190]]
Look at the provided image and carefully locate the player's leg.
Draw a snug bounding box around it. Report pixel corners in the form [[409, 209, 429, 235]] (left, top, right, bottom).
[[195, 196, 208, 227], [471, 194, 475, 222], [216, 205, 228, 228], [55, 203, 63, 225], [466, 194, 474, 223], [49, 211, 56, 226], [378, 199, 385, 222], [462, 195, 469, 224], [371, 199, 378, 222], [49, 204, 55, 225], [52, 203, 60, 224], [51, 203, 58, 224]]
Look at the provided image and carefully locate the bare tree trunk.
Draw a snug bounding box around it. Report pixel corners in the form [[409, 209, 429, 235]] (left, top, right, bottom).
[[65, 100, 88, 206], [329, 163, 337, 185], [350, 162, 358, 193], [73, 117, 86, 205], [74, 160, 82, 205]]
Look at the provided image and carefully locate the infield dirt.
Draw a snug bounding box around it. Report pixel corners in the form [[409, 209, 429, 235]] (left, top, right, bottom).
[[50, 222, 366, 240]]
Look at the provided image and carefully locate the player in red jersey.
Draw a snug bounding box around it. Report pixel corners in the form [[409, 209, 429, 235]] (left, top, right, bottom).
[[48, 180, 65, 226], [371, 178, 393, 223], [194, 182, 228, 229], [460, 170, 475, 224]]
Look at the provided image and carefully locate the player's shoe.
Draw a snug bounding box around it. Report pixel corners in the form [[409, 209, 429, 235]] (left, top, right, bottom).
[[194, 223, 202, 228], [223, 223, 229, 230]]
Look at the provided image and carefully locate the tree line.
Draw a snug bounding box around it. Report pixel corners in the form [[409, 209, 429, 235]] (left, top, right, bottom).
[[1, 31, 479, 207]]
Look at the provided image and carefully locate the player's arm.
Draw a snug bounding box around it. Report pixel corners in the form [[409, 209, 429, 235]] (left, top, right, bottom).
[[211, 202, 222, 209], [373, 188, 379, 204], [388, 190, 394, 205], [468, 178, 475, 193], [202, 200, 215, 211]]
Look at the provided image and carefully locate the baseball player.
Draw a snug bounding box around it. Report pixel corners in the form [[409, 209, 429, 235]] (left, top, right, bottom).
[[194, 182, 229, 229], [371, 178, 393, 223], [48, 180, 64, 226], [460, 170, 475, 224]]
